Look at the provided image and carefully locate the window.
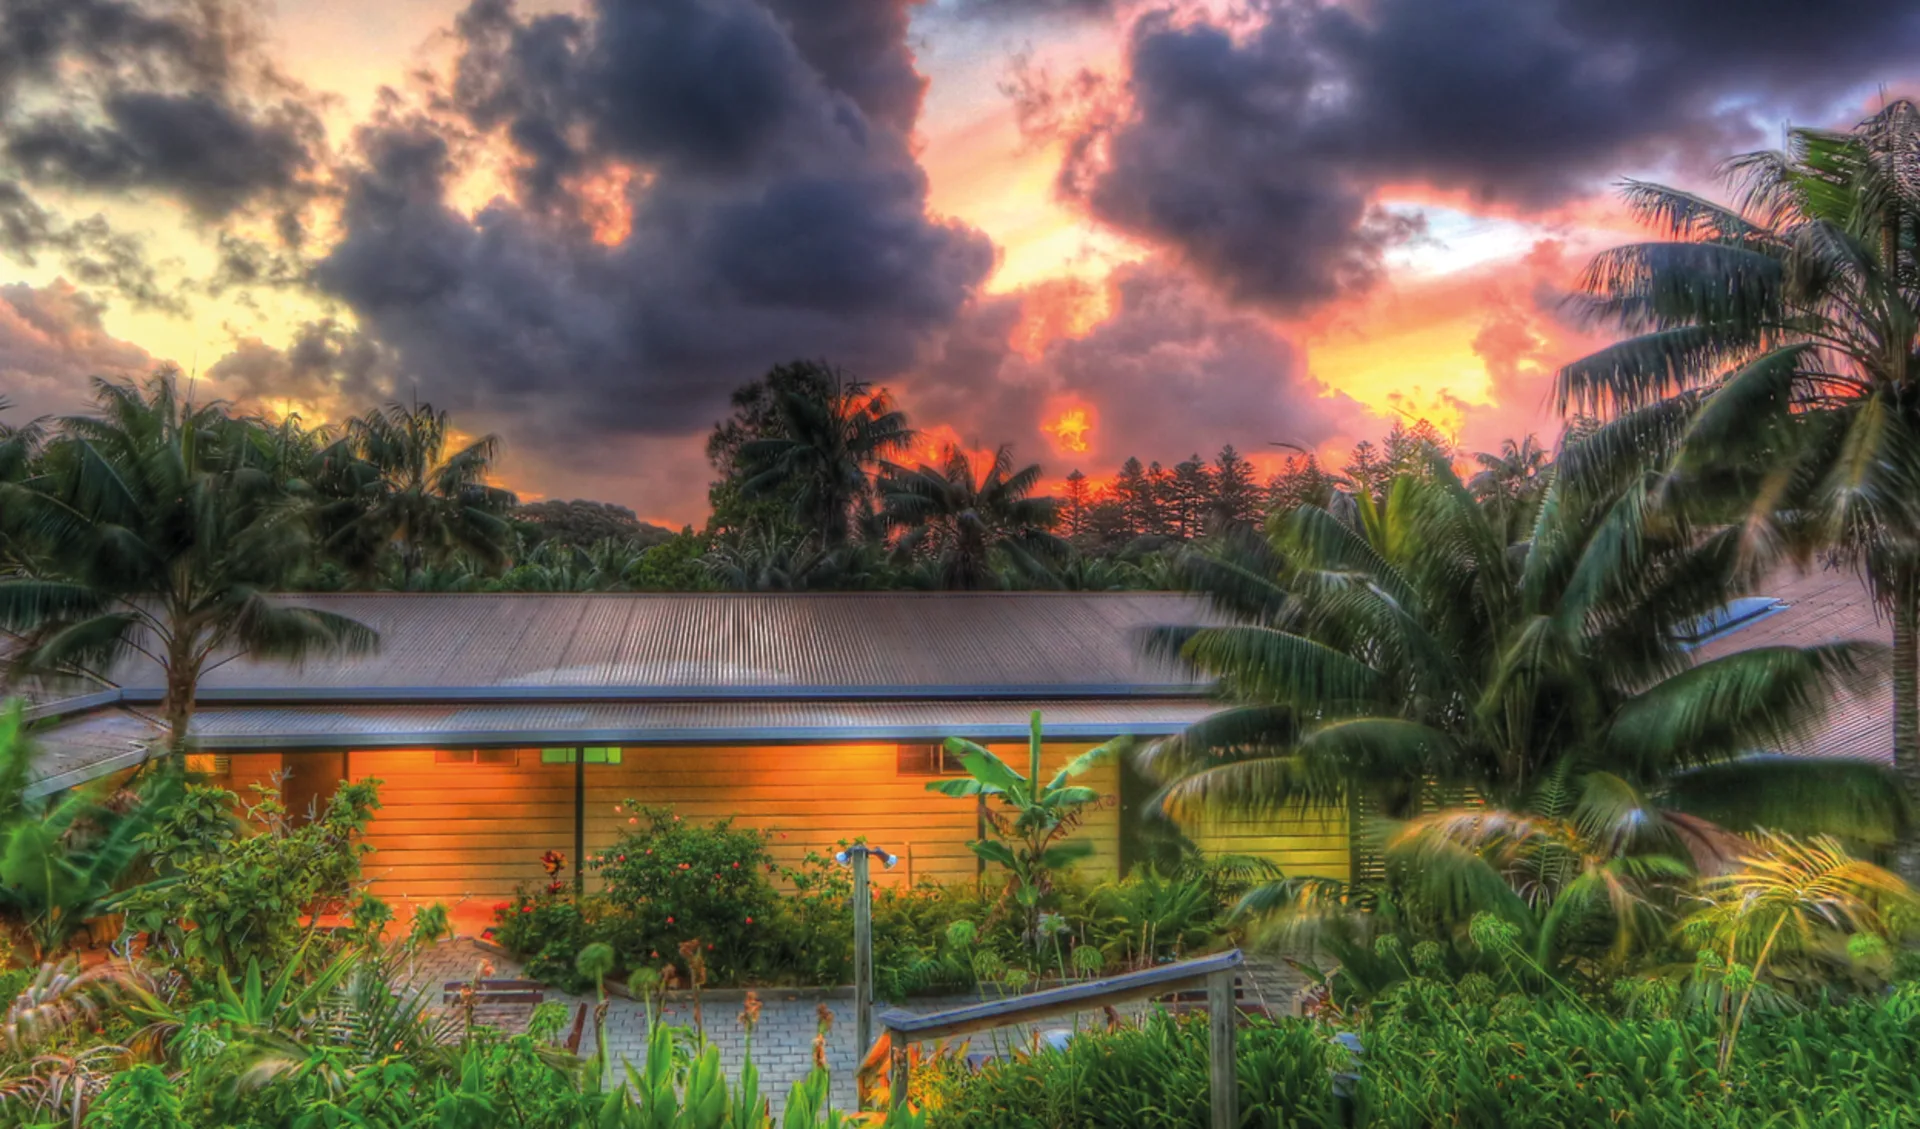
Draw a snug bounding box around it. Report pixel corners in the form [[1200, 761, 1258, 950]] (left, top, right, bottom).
[[434, 749, 520, 766], [184, 754, 231, 775], [1680, 596, 1786, 648], [539, 747, 624, 765], [896, 743, 965, 776]]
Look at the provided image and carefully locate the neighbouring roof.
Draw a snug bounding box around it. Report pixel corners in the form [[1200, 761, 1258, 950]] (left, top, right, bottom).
[[15, 592, 1216, 794], [1693, 566, 1891, 763]]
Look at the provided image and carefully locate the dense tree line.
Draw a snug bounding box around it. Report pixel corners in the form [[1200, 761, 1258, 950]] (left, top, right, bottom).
[[1, 365, 1548, 602]]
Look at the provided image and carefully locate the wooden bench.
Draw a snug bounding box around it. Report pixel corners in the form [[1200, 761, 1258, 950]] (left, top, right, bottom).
[[442, 979, 545, 1006]]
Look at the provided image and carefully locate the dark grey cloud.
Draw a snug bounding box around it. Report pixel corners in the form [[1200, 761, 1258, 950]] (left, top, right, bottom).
[[6, 91, 321, 219], [319, 0, 994, 442], [905, 262, 1373, 471], [1047, 0, 1920, 311], [205, 319, 397, 410], [762, 0, 925, 133], [0, 0, 327, 221]]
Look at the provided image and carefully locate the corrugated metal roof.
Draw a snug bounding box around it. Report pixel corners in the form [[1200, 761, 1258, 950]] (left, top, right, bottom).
[[24, 697, 1214, 795], [1694, 566, 1891, 763], [84, 592, 1209, 701]]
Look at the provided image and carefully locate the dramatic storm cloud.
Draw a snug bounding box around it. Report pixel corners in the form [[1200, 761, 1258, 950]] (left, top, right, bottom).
[[0, 0, 327, 222], [3, 0, 1919, 518], [314, 0, 993, 441], [1040, 0, 1920, 311]]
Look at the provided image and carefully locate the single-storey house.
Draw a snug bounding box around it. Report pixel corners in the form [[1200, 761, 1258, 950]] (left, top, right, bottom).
[[15, 570, 1891, 912], [18, 592, 1352, 908]]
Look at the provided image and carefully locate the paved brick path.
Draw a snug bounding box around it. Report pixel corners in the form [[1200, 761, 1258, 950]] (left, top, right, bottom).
[[409, 938, 1314, 1113]]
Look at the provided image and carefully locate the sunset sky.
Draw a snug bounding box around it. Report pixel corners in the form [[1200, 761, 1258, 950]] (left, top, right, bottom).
[[4, 0, 1919, 522]]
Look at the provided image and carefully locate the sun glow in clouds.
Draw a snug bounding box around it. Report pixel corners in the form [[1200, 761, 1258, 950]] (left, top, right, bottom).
[[1044, 402, 1094, 454]]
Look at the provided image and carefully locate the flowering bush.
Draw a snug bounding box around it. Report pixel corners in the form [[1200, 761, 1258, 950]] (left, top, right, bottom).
[[589, 805, 781, 984], [490, 890, 615, 992]]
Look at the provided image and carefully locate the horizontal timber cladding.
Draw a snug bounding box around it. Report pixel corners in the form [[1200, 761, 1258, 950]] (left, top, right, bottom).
[[1183, 801, 1354, 884], [348, 749, 573, 905], [342, 742, 1122, 905]]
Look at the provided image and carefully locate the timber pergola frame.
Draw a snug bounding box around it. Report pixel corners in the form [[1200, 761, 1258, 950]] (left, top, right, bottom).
[[877, 948, 1246, 1129]]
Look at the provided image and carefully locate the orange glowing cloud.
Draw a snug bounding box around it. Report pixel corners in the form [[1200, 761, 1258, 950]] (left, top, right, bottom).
[[1009, 277, 1110, 360], [574, 164, 639, 246]]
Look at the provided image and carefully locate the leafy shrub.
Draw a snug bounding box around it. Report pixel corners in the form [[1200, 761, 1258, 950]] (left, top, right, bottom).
[[769, 848, 988, 995], [588, 805, 782, 984], [118, 777, 381, 976], [488, 891, 617, 993]]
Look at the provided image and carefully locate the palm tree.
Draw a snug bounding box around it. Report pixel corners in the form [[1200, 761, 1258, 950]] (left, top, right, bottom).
[[0, 398, 48, 576], [333, 400, 517, 586], [738, 364, 914, 546], [1468, 434, 1550, 542], [1143, 457, 1898, 858], [880, 444, 1068, 590], [699, 527, 845, 591], [0, 373, 376, 760], [1555, 101, 1920, 870]]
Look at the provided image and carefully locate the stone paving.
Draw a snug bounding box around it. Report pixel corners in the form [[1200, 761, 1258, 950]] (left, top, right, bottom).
[[410, 938, 1312, 1113]]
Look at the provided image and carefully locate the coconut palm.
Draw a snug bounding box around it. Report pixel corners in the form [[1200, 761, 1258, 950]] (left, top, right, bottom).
[[1143, 456, 1899, 854], [1468, 434, 1550, 542], [332, 400, 517, 587], [1556, 101, 1920, 869], [0, 374, 376, 760], [738, 364, 914, 546], [881, 444, 1068, 590]]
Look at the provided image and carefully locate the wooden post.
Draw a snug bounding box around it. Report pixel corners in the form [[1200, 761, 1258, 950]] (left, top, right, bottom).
[[573, 747, 585, 894], [853, 847, 874, 1076], [1207, 969, 1237, 1129], [889, 1030, 910, 1111]]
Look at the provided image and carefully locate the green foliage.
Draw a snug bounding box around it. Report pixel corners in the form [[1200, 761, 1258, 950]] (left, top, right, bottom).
[[928, 712, 1126, 947], [487, 891, 616, 994], [920, 1012, 1341, 1128], [0, 373, 379, 756], [0, 702, 180, 959], [921, 993, 1920, 1129], [84, 1065, 188, 1129], [115, 777, 381, 975], [591, 806, 782, 985], [626, 530, 715, 591]]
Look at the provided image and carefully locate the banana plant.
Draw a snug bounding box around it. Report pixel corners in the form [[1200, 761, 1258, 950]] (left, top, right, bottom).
[[929, 711, 1129, 946]]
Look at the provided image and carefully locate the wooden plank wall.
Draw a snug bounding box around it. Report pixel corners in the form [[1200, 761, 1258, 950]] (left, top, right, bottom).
[[342, 743, 1121, 907], [1183, 802, 1352, 883], [346, 750, 572, 907]]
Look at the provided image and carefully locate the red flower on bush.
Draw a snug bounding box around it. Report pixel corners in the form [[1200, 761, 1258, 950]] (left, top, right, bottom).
[[666, 916, 675, 924], [540, 850, 566, 876]]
